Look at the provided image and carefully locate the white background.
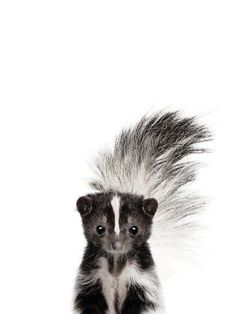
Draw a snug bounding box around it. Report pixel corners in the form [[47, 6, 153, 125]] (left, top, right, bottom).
[[0, 1, 236, 313]]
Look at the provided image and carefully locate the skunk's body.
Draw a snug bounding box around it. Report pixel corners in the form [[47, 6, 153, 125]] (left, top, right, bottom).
[[74, 111, 210, 314]]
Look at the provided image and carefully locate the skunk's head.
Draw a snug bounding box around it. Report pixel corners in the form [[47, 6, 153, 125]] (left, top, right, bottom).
[[76, 192, 158, 254]]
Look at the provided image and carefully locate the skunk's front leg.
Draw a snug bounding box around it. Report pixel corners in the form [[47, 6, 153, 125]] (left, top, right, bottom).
[[74, 280, 108, 314], [121, 284, 162, 314]]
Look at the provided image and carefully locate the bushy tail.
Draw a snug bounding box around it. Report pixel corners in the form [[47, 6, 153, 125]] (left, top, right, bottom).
[[89, 111, 211, 278]]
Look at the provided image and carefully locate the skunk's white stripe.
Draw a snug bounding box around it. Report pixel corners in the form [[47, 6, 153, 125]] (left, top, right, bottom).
[[119, 263, 162, 307], [111, 195, 120, 235]]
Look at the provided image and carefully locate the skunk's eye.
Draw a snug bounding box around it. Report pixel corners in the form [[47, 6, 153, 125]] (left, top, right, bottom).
[[129, 226, 138, 235], [96, 225, 106, 235]]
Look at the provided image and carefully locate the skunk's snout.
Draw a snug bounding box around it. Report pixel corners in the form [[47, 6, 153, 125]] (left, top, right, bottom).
[[112, 240, 123, 251]]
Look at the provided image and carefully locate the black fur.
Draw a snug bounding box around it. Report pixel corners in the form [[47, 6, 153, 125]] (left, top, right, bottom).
[[121, 284, 156, 314], [74, 111, 211, 313], [74, 192, 158, 313], [74, 279, 108, 314], [90, 111, 211, 195], [74, 236, 157, 313]]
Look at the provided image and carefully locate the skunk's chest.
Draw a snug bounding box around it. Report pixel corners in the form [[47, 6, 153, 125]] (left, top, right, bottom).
[[97, 257, 137, 314]]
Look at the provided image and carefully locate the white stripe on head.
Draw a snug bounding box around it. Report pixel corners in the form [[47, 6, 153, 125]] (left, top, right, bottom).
[[111, 195, 120, 235]]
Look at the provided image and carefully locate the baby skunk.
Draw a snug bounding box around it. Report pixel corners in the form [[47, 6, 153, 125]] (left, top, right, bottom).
[[74, 111, 211, 314]]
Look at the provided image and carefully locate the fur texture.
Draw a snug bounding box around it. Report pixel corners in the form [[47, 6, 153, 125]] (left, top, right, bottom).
[[89, 111, 211, 275], [74, 111, 211, 313]]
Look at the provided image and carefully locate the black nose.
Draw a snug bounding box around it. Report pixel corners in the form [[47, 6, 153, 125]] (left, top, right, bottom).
[[112, 241, 123, 250]]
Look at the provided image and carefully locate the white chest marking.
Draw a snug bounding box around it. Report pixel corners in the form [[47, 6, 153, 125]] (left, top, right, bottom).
[[96, 258, 117, 314], [111, 195, 120, 235], [96, 258, 163, 314]]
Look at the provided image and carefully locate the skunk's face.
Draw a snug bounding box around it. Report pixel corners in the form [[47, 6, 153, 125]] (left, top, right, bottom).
[[76, 192, 158, 254]]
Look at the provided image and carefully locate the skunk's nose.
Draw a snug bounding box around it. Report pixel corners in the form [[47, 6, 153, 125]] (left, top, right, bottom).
[[112, 240, 123, 250]]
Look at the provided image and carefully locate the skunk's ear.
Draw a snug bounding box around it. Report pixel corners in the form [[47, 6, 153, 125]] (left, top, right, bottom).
[[142, 198, 158, 217], [76, 196, 93, 217]]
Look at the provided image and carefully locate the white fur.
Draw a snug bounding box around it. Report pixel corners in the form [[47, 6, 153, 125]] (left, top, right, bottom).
[[91, 142, 208, 279], [111, 195, 120, 235], [119, 262, 162, 308], [143, 310, 165, 314], [97, 257, 117, 314], [83, 112, 210, 312], [75, 257, 164, 313], [97, 257, 163, 313], [74, 258, 117, 314]]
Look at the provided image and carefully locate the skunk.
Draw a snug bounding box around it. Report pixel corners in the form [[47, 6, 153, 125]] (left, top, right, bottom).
[[74, 111, 211, 314]]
